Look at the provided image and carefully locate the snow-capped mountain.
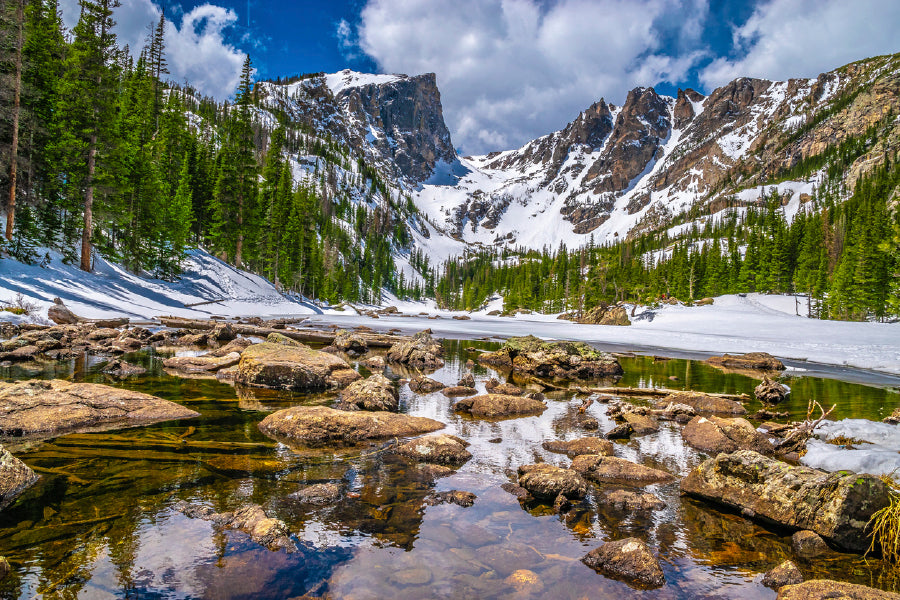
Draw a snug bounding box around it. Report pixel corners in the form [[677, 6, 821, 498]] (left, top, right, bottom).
[[253, 55, 899, 265]]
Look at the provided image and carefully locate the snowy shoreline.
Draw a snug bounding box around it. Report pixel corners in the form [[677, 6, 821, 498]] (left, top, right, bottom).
[[2, 249, 898, 381]]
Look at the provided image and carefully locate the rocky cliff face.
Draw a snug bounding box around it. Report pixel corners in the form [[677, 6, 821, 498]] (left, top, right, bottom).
[[416, 53, 900, 252], [258, 70, 457, 183]]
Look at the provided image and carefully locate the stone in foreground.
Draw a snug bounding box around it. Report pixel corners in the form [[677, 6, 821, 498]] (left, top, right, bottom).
[[542, 437, 614, 458], [0, 445, 39, 511], [0, 380, 199, 441], [581, 537, 665, 589], [337, 374, 399, 411], [235, 336, 361, 391], [572, 455, 675, 486], [776, 580, 900, 599], [681, 450, 889, 552], [258, 405, 444, 447], [395, 434, 472, 466], [386, 330, 444, 369], [682, 415, 774, 455], [517, 464, 589, 500], [763, 560, 803, 590], [453, 394, 546, 419], [478, 335, 623, 380]]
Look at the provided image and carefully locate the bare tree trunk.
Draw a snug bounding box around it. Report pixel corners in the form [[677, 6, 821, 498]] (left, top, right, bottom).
[[5, 0, 24, 241], [81, 136, 97, 272]]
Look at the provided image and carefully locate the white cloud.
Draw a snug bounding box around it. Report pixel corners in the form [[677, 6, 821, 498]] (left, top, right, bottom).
[[700, 0, 900, 89], [58, 0, 247, 99], [354, 0, 707, 154]]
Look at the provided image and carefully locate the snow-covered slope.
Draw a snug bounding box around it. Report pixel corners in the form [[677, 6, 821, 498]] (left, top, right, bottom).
[[410, 54, 900, 260], [0, 249, 314, 321]]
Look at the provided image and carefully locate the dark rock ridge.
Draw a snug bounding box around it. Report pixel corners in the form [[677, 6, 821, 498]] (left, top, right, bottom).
[[681, 450, 890, 552]]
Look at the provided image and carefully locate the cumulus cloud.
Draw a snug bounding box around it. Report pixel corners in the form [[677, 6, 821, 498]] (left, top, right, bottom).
[[700, 0, 900, 89], [58, 0, 247, 99], [354, 0, 708, 154]]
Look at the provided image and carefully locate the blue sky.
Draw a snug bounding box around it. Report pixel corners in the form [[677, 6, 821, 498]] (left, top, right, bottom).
[[61, 0, 900, 154]]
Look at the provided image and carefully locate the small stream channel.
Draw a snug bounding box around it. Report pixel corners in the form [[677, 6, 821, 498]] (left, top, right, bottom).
[[0, 337, 899, 599]]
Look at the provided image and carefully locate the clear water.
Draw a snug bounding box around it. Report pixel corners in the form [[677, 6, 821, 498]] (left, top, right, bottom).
[[0, 338, 899, 599]]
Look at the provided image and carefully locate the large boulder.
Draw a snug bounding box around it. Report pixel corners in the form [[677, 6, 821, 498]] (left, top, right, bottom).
[[777, 580, 900, 599], [581, 538, 665, 589], [337, 374, 399, 411], [395, 434, 472, 466], [542, 437, 614, 458], [654, 391, 746, 415], [682, 415, 774, 455], [681, 450, 890, 552], [258, 406, 444, 447], [517, 464, 589, 500], [453, 394, 546, 419], [0, 380, 199, 441], [477, 335, 622, 380], [572, 455, 675, 486], [0, 446, 39, 511], [707, 352, 785, 372], [763, 560, 803, 590], [578, 304, 631, 326], [235, 336, 361, 391], [47, 298, 80, 325], [385, 330, 444, 369]]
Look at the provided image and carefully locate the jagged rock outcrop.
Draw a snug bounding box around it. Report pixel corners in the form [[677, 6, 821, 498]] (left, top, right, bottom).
[[681, 450, 890, 552]]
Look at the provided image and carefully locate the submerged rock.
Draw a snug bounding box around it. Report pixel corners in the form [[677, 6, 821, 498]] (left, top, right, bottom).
[[424, 490, 476, 507], [477, 335, 623, 380], [453, 394, 546, 419], [395, 434, 472, 466], [337, 374, 399, 411], [235, 336, 361, 391], [682, 415, 774, 455], [0, 445, 39, 511], [776, 580, 900, 599], [490, 382, 524, 396], [386, 330, 444, 369], [763, 560, 803, 590], [258, 406, 444, 447], [792, 530, 829, 558], [102, 359, 147, 378], [163, 352, 242, 374], [654, 391, 746, 415], [756, 376, 790, 404], [581, 537, 665, 589], [542, 437, 614, 458], [290, 483, 341, 505], [0, 379, 198, 441], [517, 464, 589, 500], [174, 500, 294, 552], [681, 450, 889, 552], [441, 386, 478, 397], [572, 455, 675, 486], [600, 489, 665, 512]]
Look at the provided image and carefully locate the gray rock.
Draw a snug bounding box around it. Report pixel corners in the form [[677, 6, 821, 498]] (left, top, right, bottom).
[[0, 446, 39, 511], [517, 464, 589, 500], [581, 537, 665, 589], [763, 560, 803, 590]]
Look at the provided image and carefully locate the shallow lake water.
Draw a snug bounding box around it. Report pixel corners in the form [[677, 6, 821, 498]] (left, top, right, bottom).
[[1, 337, 899, 599]]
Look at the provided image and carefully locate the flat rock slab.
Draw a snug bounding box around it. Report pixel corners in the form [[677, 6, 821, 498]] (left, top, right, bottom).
[[572, 455, 675, 486], [395, 434, 472, 466], [655, 391, 746, 415], [777, 580, 900, 599], [542, 437, 614, 458], [163, 352, 242, 373], [581, 537, 665, 589], [517, 464, 589, 500], [707, 352, 785, 371], [682, 415, 774, 455], [258, 406, 444, 447], [681, 450, 890, 553], [453, 394, 546, 419], [235, 338, 361, 391], [0, 380, 199, 441], [0, 445, 39, 511]]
